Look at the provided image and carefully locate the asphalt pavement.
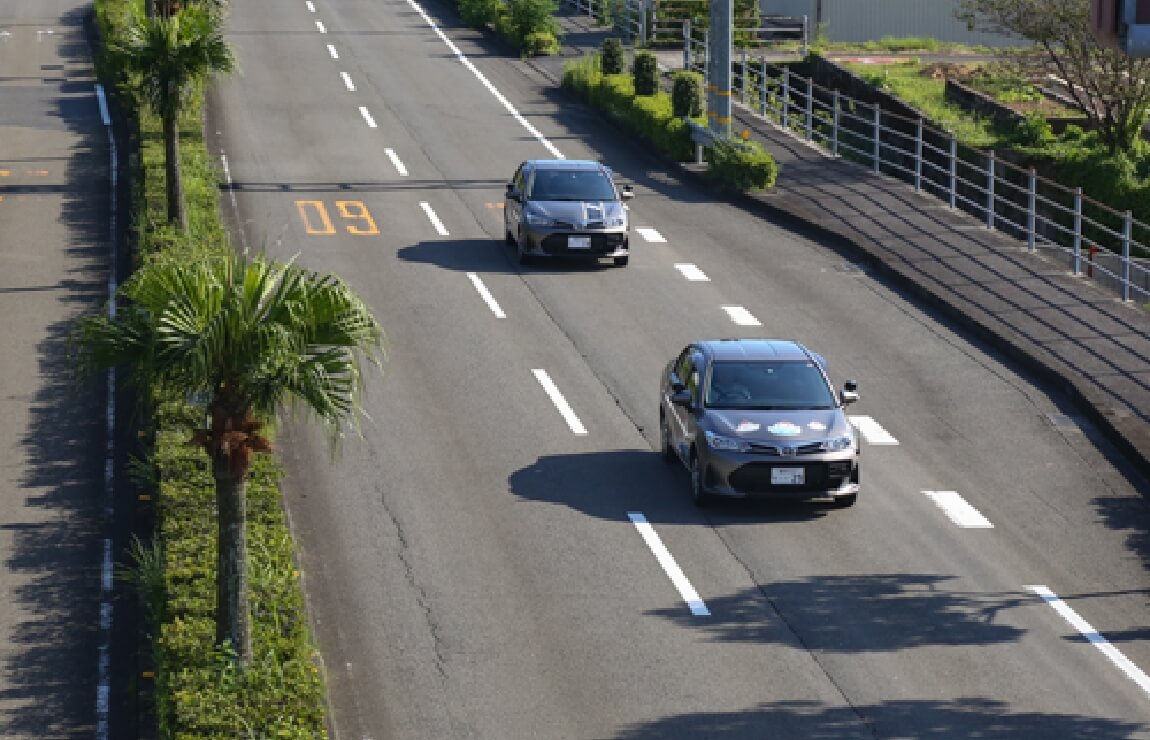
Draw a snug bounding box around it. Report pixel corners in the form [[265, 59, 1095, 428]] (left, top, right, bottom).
[[209, 0, 1150, 737], [0, 1, 113, 736], [541, 9, 1150, 485]]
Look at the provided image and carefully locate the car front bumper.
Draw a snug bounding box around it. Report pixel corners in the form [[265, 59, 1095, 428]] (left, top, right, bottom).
[[698, 448, 859, 501], [520, 226, 629, 258]]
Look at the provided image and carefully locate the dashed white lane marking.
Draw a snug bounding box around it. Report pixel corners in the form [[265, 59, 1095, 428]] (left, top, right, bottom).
[[628, 512, 710, 616], [722, 305, 761, 326], [924, 491, 993, 528], [340, 71, 356, 91], [636, 227, 665, 242], [359, 106, 377, 128], [420, 202, 449, 236], [327, 43, 339, 59], [306, 0, 316, 11], [385, 148, 408, 176], [1026, 585, 1150, 697], [466, 273, 506, 318], [675, 263, 709, 281], [404, 0, 563, 159], [848, 415, 899, 445], [315, 20, 327, 33], [532, 369, 587, 435]]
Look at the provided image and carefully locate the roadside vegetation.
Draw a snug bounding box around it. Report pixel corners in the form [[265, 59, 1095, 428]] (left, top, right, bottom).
[[563, 44, 778, 192], [88, 0, 384, 734], [457, 0, 563, 55]]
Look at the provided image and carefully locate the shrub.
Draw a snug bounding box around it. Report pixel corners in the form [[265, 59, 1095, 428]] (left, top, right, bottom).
[[501, 0, 559, 47], [459, 0, 502, 29], [633, 50, 659, 96], [1013, 112, 1052, 148], [671, 70, 704, 118], [705, 138, 779, 193], [601, 37, 625, 75], [523, 31, 559, 56]]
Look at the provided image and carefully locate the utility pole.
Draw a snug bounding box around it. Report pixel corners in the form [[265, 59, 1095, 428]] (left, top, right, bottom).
[[707, 0, 732, 137]]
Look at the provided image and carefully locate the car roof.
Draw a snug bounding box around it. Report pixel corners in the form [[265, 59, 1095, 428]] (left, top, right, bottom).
[[698, 339, 813, 362], [525, 159, 605, 171]]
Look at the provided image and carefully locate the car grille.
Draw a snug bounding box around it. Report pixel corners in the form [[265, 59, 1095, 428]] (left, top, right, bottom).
[[747, 441, 825, 456], [728, 461, 853, 494], [540, 233, 625, 255]]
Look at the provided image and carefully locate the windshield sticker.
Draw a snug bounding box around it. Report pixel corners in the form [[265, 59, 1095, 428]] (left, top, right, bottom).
[[736, 420, 760, 433], [807, 421, 826, 431], [767, 421, 802, 436]]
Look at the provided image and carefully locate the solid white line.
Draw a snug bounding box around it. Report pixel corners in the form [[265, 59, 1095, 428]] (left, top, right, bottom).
[[1026, 585, 1150, 697], [327, 43, 339, 59], [924, 491, 993, 528], [420, 201, 449, 236], [675, 263, 709, 281], [385, 148, 408, 176], [848, 415, 899, 445], [403, 0, 563, 159], [722, 305, 761, 326], [532, 369, 587, 435], [316, 20, 326, 33], [359, 106, 377, 128], [94, 81, 118, 740], [218, 153, 248, 251], [306, 0, 316, 11], [628, 512, 710, 616], [340, 71, 356, 92], [467, 272, 506, 318], [636, 227, 665, 242]]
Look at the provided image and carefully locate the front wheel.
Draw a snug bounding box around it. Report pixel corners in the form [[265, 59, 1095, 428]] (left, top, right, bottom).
[[660, 414, 676, 463], [516, 233, 532, 265], [831, 492, 857, 508], [689, 452, 713, 508]]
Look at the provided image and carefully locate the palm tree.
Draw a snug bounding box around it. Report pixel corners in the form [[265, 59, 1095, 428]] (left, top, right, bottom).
[[74, 250, 384, 664], [112, 5, 235, 229]]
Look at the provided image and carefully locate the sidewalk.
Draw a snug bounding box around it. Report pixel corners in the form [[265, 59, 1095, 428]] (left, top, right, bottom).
[[530, 9, 1150, 481]]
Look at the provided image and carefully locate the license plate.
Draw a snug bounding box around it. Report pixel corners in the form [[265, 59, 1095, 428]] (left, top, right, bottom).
[[568, 236, 591, 249], [771, 467, 805, 485]]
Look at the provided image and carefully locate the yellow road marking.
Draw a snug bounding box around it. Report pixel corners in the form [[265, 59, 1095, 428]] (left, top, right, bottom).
[[335, 200, 379, 235], [296, 200, 336, 235], [0, 170, 9, 177], [26, 169, 49, 177]]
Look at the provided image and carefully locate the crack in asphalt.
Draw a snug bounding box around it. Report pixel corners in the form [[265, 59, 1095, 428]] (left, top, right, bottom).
[[374, 480, 451, 685]]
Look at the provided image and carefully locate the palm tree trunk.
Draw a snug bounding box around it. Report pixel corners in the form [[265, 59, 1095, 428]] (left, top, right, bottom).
[[162, 109, 187, 230], [213, 460, 252, 665]]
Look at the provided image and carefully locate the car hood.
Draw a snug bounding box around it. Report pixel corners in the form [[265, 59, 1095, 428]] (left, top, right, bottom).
[[529, 200, 623, 223], [705, 408, 850, 441]]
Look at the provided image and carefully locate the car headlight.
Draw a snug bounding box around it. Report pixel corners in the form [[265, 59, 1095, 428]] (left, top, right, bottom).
[[605, 215, 626, 228], [822, 435, 855, 452], [705, 431, 750, 452], [524, 211, 554, 227]]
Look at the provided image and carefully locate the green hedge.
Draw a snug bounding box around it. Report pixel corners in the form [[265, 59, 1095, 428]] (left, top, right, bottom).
[[91, 0, 330, 736], [562, 54, 695, 161], [705, 138, 779, 193], [456, 0, 562, 56]]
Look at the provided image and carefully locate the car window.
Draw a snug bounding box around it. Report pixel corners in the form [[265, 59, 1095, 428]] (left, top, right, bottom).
[[673, 347, 693, 386], [513, 165, 527, 194], [704, 361, 836, 410], [528, 169, 616, 201]]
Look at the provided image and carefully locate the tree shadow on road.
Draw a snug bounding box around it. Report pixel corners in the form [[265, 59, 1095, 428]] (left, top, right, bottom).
[[645, 578, 1027, 652], [611, 698, 1147, 739]]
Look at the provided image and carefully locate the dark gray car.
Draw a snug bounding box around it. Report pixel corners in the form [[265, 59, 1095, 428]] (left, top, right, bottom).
[[504, 159, 634, 266], [659, 339, 861, 507]]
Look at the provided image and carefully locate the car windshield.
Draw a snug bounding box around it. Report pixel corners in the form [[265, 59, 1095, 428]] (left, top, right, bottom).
[[528, 169, 616, 201], [704, 360, 836, 410]]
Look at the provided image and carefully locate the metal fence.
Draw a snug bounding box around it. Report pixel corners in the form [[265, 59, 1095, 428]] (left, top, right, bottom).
[[680, 44, 1150, 303]]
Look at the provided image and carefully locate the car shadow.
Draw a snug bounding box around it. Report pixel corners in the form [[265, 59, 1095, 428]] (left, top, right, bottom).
[[507, 449, 832, 524], [610, 698, 1146, 739], [397, 237, 636, 275]]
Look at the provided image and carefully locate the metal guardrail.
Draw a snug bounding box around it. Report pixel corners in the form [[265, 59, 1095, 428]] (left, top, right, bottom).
[[678, 43, 1150, 304]]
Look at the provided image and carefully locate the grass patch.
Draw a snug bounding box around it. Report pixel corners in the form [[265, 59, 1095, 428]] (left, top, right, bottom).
[[91, 0, 331, 735], [840, 59, 1002, 147]]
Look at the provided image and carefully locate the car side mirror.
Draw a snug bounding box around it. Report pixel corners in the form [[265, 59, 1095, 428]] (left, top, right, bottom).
[[505, 184, 520, 202], [840, 379, 859, 405], [670, 389, 693, 408], [621, 184, 635, 201]]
